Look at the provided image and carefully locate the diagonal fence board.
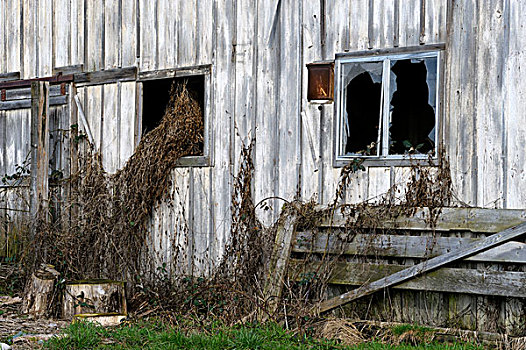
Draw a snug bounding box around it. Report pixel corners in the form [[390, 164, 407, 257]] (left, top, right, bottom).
[[317, 221, 526, 314], [293, 231, 526, 264]]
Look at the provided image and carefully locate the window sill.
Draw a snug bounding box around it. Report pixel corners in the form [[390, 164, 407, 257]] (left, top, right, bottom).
[[333, 156, 437, 168], [175, 155, 211, 168]]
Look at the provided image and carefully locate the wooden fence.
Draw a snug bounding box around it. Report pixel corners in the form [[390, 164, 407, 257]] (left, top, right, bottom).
[[287, 207, 526, 336]]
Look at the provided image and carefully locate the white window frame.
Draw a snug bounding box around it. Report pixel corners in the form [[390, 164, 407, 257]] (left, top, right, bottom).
[[137, 65, 212, 167], [333, 48, 442, 167]]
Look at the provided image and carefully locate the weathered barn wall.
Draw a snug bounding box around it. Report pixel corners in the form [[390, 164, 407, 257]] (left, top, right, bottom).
[[1, 0, 526, 274]]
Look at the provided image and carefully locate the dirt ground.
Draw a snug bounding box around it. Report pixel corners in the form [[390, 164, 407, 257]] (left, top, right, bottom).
[[0, 296, 68, 349]]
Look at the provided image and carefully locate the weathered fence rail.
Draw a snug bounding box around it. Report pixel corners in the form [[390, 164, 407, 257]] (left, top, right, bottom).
[[287, 207, 526, 335]]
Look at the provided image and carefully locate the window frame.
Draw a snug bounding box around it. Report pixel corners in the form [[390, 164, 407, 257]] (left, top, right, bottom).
[[137, 65, 212, 167], [333, 46, 443, 167]]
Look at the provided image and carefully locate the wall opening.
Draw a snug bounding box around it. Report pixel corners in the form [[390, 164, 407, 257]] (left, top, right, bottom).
[[142, 75, 205, 155]]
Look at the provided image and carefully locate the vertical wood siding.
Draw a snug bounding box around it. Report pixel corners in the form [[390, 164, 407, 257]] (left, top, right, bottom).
[[3, 0, 526, 274]]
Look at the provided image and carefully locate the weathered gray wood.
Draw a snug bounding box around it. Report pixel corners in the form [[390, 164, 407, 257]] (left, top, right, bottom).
[[294, 231, 526, 263], [291, 259, 526, 298], [62, 280, 127, 319], [262, 210, 297, 319], [0, 72, 20, 82], [322, 207, 526, 233], [73, 94, 95, 148], [52, 64, 84, 75], [137, 65, 211, 81], [29, 81, 50, 232], [74, 67, 137, 85], [3, 85, 67, 101], [317, 221, 526, 313], [21, 264, 60, 318], [0, 96, 67, 110]]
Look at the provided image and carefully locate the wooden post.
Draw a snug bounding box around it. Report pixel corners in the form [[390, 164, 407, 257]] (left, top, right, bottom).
[[261, 210, 297, 320], [29, 82, 50, 237]]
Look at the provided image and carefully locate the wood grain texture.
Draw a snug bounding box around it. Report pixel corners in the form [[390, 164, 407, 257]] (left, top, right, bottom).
[[291, 259, 526, 298], [317, 221, 526, 313]]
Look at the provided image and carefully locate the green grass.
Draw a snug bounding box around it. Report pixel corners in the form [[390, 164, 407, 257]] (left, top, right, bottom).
[[43, 321, 485, 350]]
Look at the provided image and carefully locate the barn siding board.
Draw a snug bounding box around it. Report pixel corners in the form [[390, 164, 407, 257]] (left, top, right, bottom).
[[277, 1, 301, 202], [84, 85, 103, 152], [349, 0, 370, 50], [253, 0, 279, 226], [22, 0, 36, 79], [104, 0, 121, 69], [119, 82, 136, 166], [85, 0, 104, 71], [156, 0, 176, 70], [475, 0, 506, 208], [197, 0, 213, 65], [139, 0, 156, 71], [53, 0, 70, 68], [5, 109, 30, 175], [6, 0, 21, 74], [505, 0, 526, 209], [299, 0, 321, 202], [38, 0, 53, 76], [211, 0, 234, 258], [398, 0, 421, 47], [101, 84, 119, 173]]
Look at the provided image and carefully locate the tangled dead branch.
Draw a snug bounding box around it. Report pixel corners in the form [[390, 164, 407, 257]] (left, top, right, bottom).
[[25, 83, 203, 294]]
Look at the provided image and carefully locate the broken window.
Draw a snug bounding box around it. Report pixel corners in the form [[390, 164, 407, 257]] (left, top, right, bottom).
[[335, 51, 440, 162], [141, 74, 206, 157]]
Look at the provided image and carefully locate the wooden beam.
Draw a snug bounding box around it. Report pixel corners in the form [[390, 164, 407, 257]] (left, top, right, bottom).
[[74, 67, 137, 86], [261, 210, 297, 319], [0, 72, 21, 82], [293, 231, 526, 263], [290, 260, 526, 298], [0, 96, 67, 110], [138, 64, 211, 81], [3, 85, 67, 101], [52, 64, 84, 75], [29, 82, 50, 237], [322, 207, 526, 233], [317, 221, 526, 314]]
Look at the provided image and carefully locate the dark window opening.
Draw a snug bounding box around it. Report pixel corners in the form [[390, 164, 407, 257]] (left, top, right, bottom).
[[345, 72, 382, 154], [142, 75, 205, 155], [389, 59, 436, 155]]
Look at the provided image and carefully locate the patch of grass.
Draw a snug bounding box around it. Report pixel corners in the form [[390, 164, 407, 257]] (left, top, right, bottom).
[[44, 321, 484, 350], [391, 324, 436, 337]]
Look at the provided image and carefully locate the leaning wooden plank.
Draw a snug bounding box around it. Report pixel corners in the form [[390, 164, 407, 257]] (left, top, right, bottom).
[[317, 221, 526, 314], [323, 207, 526, 233], [294, 231, 526, 263], [261, 209, 297, 319], [290, 260, 526, 298]]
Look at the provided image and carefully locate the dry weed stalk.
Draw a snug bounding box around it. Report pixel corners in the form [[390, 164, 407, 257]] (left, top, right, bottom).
[[26, 83, 203, 292]]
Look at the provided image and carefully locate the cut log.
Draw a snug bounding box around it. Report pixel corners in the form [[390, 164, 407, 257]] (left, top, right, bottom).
[[21, 264, 60, 318], [62, 280, 127, 319]]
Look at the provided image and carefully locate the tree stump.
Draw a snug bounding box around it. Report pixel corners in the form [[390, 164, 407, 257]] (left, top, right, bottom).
[[21, 264, 60, 318], [62, 280, 127, 319]]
